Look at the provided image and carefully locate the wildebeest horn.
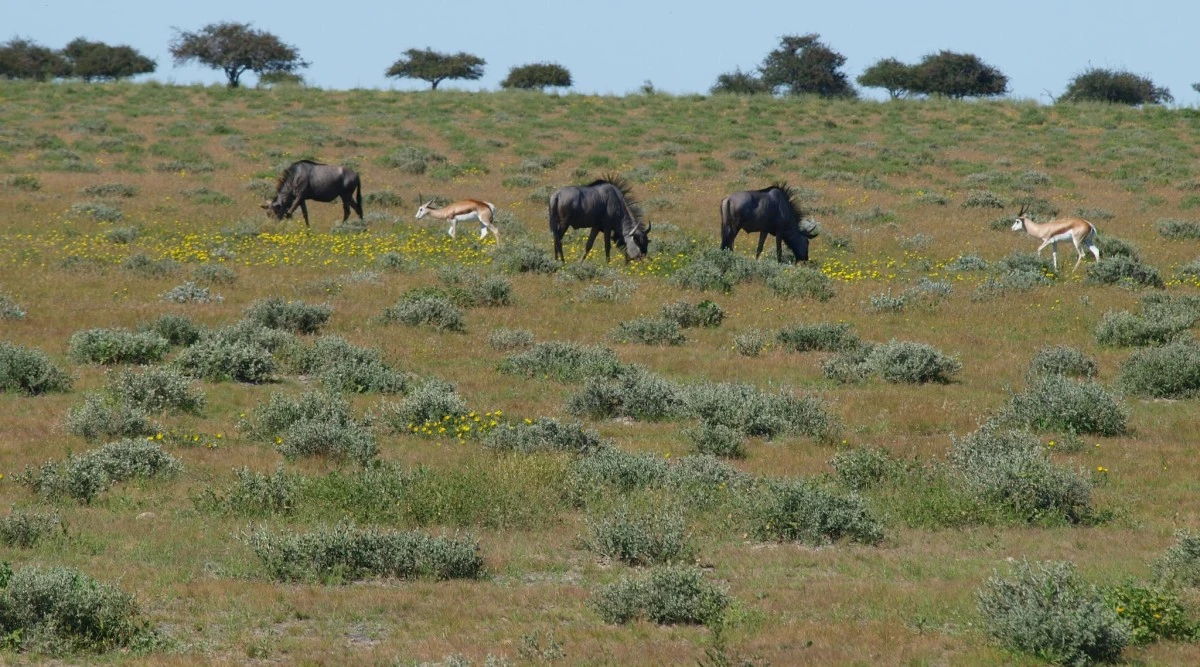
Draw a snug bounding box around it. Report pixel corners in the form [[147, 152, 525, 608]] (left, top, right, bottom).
[[645, 221, 652, 233], [260, 200, 271, 209]]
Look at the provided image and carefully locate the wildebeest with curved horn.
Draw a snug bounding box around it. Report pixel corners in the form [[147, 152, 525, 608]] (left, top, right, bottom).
[[720, 183, 819, 263], [549, 176, 650, 262], [261, 160, 363, 229]]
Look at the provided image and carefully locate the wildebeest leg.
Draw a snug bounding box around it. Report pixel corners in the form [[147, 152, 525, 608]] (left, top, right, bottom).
[[299, 201, 310, 228], [554, 231, 565, 262], [755, 231, 768, 259], [582, 227, 602, 261], [721, 225, 739, 251], [340, 194, 352, 222], [602, 228, 613, 262]]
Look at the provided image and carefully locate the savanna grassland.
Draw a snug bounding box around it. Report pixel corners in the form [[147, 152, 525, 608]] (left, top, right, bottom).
[[1, 81, 1200, 665]]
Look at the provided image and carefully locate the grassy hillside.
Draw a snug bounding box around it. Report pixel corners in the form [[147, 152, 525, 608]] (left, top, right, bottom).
[[0, 81, 1199, 664]]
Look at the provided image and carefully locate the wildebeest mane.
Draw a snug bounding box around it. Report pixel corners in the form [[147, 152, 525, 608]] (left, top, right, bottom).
[[275, 159, 325, 191], [756, 182, 801, 220], [588, 174, 643, 226]]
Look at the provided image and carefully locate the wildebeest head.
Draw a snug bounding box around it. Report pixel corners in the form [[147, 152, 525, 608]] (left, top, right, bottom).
[[621, 220, 651, 260], [261, 196, 288, 220]]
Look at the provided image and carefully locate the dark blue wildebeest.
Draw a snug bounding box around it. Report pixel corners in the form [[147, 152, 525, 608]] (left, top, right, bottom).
[[261, 160, 363, 229], [549, 177, 650, 262], [720, 183, 819, 263]]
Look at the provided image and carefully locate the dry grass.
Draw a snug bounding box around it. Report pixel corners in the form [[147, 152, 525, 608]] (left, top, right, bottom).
[[0, 82, 1198, 663]]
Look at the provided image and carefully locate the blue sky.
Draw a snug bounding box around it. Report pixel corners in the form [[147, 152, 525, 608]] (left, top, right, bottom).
[[7, 0, 1198, 103]]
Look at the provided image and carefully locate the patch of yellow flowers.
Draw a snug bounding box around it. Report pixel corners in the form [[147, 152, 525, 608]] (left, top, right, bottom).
[[407, 410, 504, 441]]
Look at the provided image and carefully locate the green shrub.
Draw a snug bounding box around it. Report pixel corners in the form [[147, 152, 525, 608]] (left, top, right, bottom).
[[68, 201, 122, 222], [1102, 582, 1197, 645], [610, 317, 686, 346], [379, 379, 469, 433], [4, 174, 41, 191], [67, 328, 169, 365], [566, 366, 685, 422], [18, 439, 181, 503], [584, 503, 692, 565], [192, 263, 237, 285], [566, 450, 750, 508], [670, 248, 777, 293], [0, 510, 62, 548], [379, 294, 465, 332], [1086, 256, 1164, 289], [283, 336, 412, 394], [949, 427, 1094, 523], [499, 341, 623, 382], [866, 340, 961, 384], [1094, 310, 1192, 347], [658, 300, 724, 328], [204, 319, 296, 352], [775, 322, 859, 352], [977, 560, 1128, 666], [0, 564, 153, 654], [683, 423, 746, 459], [486, 327, 535, 351], [174, 338, 276, 383], [122, 253, 179, 278], [821, 343, 875, 383], [246, 523, 484, 582], [103, 226, 139, 244], [244, 297, 332, 334], [556, 261, 615, 283], [0, 292, 26, 320], [159, 281, 221, 304], [947, 254, 989, 271], [1156, 218, 1200, 240], [829, 446, 896, 491], [1155, 529, 1200, 587], [1118, 339, 1200, 398], [683, 381, 839, 442], [436, 267, 514, 307], [732, 330, 767, 357], [867, 290, 906, 313], [138, 313, 202, 347], [1028, 345, 1098, 379], [0, 342, 72, 395], [105, 366, 205, 414], [577, 280, 638, 303], [493, 241, 559, 274], [63, 394, 158, 442], [199, 465, 299, 516], [1000, 375, 1128, 436], [765, 265, 836, 301], [590, 565, 730, 626], [80, 182, 138, 198], [483, 417, 605, 455], [743, 478, 884, 545], [971, 270, 1052, 301], [375, 251, 414, 272], [380, 146, 446, 174], [249, 391, 376, 464], [962, 190, 1006, 208]]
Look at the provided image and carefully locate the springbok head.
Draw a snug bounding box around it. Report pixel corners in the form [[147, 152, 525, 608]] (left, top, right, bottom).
[[1011, 202, 1030, 232], [415, 198, 436, 220]]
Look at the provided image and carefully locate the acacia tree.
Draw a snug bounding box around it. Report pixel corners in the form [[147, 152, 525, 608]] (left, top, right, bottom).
[[857, 57, 916, 99], [386, 48, 485, 90], [759, 34, 855, 98], [909, 51, 1008, 99], [62, 38, 155, 81], [710, 68, 770, 95], [1061, 68, 1172, 105], [0, 38, 69, 81], [501, 62, 572, 90], [169, 22, 307, 88]]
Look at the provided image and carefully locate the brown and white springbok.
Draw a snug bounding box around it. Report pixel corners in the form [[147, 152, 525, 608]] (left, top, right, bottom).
[[1010, 203, 1100, 272], [415, 199, 500, 245]]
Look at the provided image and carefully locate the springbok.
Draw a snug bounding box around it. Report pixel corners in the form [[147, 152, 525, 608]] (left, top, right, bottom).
[[415, 198, 500, 245], [1011, 203, 1100, 272]]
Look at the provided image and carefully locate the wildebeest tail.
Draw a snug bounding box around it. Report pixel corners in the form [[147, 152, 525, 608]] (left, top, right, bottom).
[[355, 179, 363, 213], [548, 192, 560, 232], [719, 196, 734, 249]]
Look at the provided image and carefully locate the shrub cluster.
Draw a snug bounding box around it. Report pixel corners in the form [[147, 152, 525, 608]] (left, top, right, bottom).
[[282, 335, 413, 394], [159, 281, 221, 304], [138, 313, 203, 347], [436, 267, 514, 307], [1155, 529, 1200, 587], [67, 328, 169, 365], [1086, 256, 1164, 289], [658, 300, 724, 328], [0, 510, 62, 548], [609, 317, 686, 346], [825, 340, 961, 384], [379, 293, 466, 332], [1102, 582, 1197, 645], [577, 279, 639, 303], [0, 291, 26, 320], [17, 439, 182, 503], [583, 502, 692, 566], [174, 337, 276, 384], [499, 341, 623, 382], [669, 248, 778, 293], [1094, 310, 1193, 347], [1027, 345, 1097, 380], [247, 391, 377, 465], [122, 253, 179, 278], [977, 560, 1129, 666], [683, 381, 840, 442], [63, 394, 158, 442], [0, 342, 72, 395], [1118, 339, 1200, 399], [999, 374, 1128, 436], [378, 379, 469, 433], [493, 240, 559, 274], [244, 297, 332, 334], [590, 565, 730, 626], [486, 327, 535, 351], [1155, 218, 1200, 240], [775, 322, 860, 352], [483, 417, 606, 455], [743, 478, 884, 545], [246, 523, 484, 583], [732, 329, 768, 357], [683, 422, 746, 459], [766, 265, 836, 301], [105, 366, 206, 414], [829, 446, 897, 491]]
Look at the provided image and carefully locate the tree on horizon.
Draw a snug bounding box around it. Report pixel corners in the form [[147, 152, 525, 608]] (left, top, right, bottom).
[[169, 22, 307, 88], [386, 48, 485, 90]]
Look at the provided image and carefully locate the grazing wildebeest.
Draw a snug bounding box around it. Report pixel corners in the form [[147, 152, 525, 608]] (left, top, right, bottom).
[[261, 160, 363, 229], [720, 183, 819, 263], [549, 177, 650, 262]]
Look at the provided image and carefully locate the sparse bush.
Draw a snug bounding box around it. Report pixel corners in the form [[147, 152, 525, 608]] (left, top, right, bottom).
[[486, 327, 535, 351], [1000, 375, 1127, 436], [732, 330, 767, 357], [866, 340, 961, 384], [830, 446, 896, 491], [276, 419, 378, 466], [584, 503, 692, 566], [160, 281, 221, 304], [0, 292, 25, 320], [245, 297, 332, 334], [1028, 345, 1098, 380], [379, 379, 469, 433], [577, 280, 638, 303], [18, 439, 181, 503], [1102, 582, 1197, 645], [557, 261, 614, 283], [68, 201, 123, 222], [1094, 310, 1191, 347], [566, 366, 685, 422], [1118, 339, 1200, 398], [683, 381, 840, 442], [610, 317, 686, 346], [659, 300, 724, 328], [867, 290, 906, 313], [1087, 256, 1164, 289], [283, 336, 412, 394], [590, 565, 730, 626], [67, 328, 169, 365], [670, 248, 776, 293], [376, 251, 414, 272], [977, 560, 1128, 666], [0, 342, 72, 395], [80, 182, 138, 198], [0, 564, 153, 654], [174, 338, 276, 383], [122, 253, 179, 278], [499, 341, 623, 382], [684, 423, 746, 459], [776, 322, 860, 352], [200, 465, 299, 516], [947, 254, 989, 271], [493, 240, 559, 274], [1155, 529, 1200, 587], [379, 294, 465, 332], [962, 190, 1006, 209], [4, 174, 41, 191], [380, 146, 446, 174], [103, 226, 139, 244], [1156, 218, 1200, 240], [193, 263, 237, 285], [64, 394, 158, 442], [0, 510, 62, 548], [246, 523, 484, 582], [744, 478, 884, 545], [106, 366, 205, 414], [1095, 236, 1139, 261], [137, 315, 200, 349], [766, 265, 836, 301], [949, 427, 1094, 523], [483, 417, 605, 455]]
